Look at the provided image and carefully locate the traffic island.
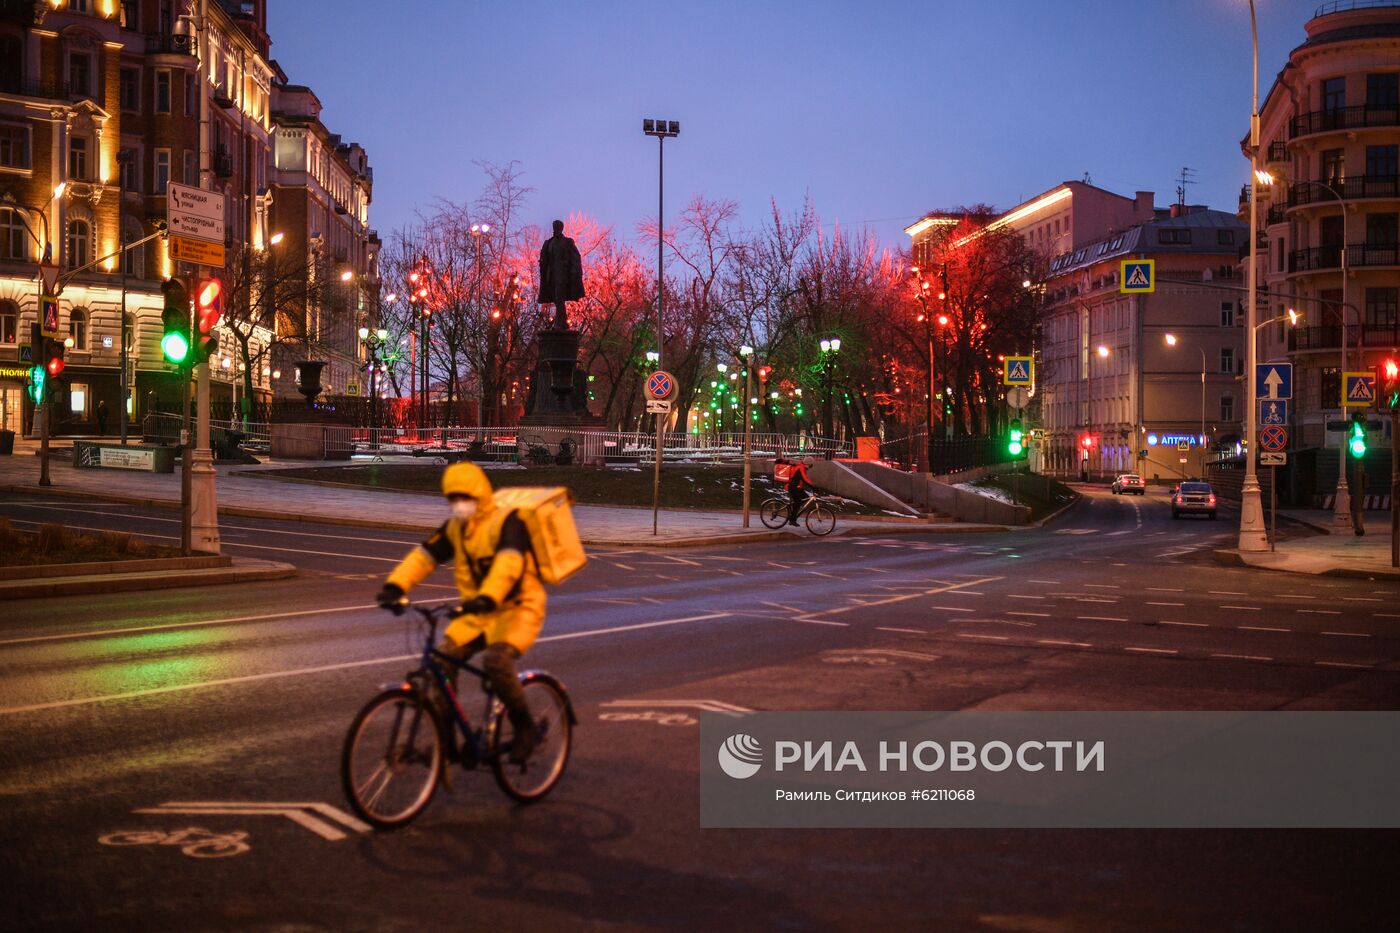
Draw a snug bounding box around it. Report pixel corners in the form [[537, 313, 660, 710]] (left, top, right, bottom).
[[0, 556, 296, 599]]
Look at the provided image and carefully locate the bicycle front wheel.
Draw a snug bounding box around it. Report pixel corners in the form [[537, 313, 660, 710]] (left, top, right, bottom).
[[759, 498, 788, 529], [342, 689, 445, 829], [491, 674, 574, 803], [805, 503, 836, 536]]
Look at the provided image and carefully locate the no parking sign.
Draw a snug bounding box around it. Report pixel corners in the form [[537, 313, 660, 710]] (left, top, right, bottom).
[[646, 370, 676, 401]]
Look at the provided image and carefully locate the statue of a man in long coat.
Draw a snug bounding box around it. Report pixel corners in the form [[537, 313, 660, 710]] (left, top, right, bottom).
[[537, 219, 585, 329]]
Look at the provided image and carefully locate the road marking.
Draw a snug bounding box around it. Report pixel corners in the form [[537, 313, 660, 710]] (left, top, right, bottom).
[[944, 591, 985, 597], [1037, 639, 1092, 647], [1220, 606, 1261, 611], [99, 826, 250, 858], [1209, 591, 1247, 596], [1005, 611, 1051, 618], [1375, 613, 1400, 619], [1296, 609, 1341, 615], [1240, 625, 1289, 633], [800, 576, 1001, 621], [1083, 584, 1120, 589], [1147, 587, 1183, 592], [601, 699, 750, 718], [0, 611, 735, 716], [0, 604, 376, 647], [1278, 594, 1317, 600], [135, 802, 369, 842], [792, 617, 851, 627], [1146, 601, 1185, 607], [1321, 631, 1370, 637], [1006, 594, 1047, 600], [1161, 621, 1208, 628], [1077, 615, 1129, 622], [1026, 579, 1061, 584], [1212, 653, 1272, 662], [927, 606, 977, 613], [956, 633, 1009, 641], [1124, 647, 1177, 655], [1316, 661, 1372, 669], [1105, 530, 1134, 536], [1342, 597, 1383, 602], [877, 627, 927, 634]]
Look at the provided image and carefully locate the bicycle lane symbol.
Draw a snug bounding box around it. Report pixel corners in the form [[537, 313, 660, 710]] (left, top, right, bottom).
[[99, 826, 250, 859]]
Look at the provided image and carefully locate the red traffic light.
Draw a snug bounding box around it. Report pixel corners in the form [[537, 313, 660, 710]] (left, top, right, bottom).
[[1080, 434, 1095, 449], [758, 366, 772, 381], [195, 278, 223, 334], [46, 354, 64, 378], [1380, 357, 1400, 409]]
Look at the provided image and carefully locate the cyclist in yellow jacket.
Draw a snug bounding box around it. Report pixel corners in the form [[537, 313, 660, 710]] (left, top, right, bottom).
[[376, 462, 545, 762]]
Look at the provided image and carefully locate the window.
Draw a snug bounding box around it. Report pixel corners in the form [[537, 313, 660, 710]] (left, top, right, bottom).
[[68, 307, 87, 351], [1321, 148, 1345, 186], [69, 382, 88, 418], [1217, 229, 1236, 246], [71, 0, 90, 12], [120, 68, 139, 111], [121, 218, 143, 277], [123, 312, 136, 353], [1366, 287, 1398, 327], [183, 150, 195, 185], [1220, 395, 1234, 422], [1367, 145, 1398, 179], [159, 0, 172, 34], [1367, 73, 1398, 110], [185, 73, 196, 117], [0, 35, 21, 94], [1321, 367, 1341, 409], [65, 219, 90, 270], [1221, 302, 1235, 327], [1367, 213, 1398, 246], [121, 0, 139, 30], [0, 123, 30, 168], [68, 54, 92, 98], [68, 136, 88, 181], [155, 149, 170, 194], [118, 148, 138, 192], [0, 300, 17, 344], [1323, 76, 1346, 112], [1220, 347, 1235, 374], [155, 70, 171, 114], [1160, 228, 1192, 245], [0, 207, 24, 260]]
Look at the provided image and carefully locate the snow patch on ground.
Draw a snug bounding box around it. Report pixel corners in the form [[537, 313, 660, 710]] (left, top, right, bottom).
[[954, 482, 1017, 506]]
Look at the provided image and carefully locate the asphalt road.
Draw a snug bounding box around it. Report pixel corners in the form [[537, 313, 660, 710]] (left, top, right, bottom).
[[1, 486, 1398, 931]]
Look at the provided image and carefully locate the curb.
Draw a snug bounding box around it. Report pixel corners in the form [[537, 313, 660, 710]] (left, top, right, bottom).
[[1212, 548, 1400, 580], [0, 558, 297, 599], [1032, 494, 1083, 529]]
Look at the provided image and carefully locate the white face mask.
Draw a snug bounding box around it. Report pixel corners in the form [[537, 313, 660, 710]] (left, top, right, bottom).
[[450, 499, 478, 522]]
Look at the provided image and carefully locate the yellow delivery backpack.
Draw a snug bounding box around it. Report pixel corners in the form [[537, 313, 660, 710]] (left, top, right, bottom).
[[491, 486, 587, 584]]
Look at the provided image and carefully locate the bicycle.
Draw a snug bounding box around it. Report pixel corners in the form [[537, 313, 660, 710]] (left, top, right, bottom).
[[341, 602, 576, 829], [758, 493, 838, 536]]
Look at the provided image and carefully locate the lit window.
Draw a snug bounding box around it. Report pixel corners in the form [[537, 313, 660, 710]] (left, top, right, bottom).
[[70, 383, 88, 417]]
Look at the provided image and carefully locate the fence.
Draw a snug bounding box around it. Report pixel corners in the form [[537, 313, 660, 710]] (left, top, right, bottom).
[[879, 432, 1022, 476]]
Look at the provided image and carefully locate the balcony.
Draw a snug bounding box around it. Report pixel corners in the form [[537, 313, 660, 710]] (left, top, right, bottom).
[[1266, 204, 1288, 225], [1288, 175, 1400, 207], [1289, 322, 1400, 352], [1289, 105, 1400, 139], [144, 34, 194, 56], [1289, 243, 1400, 272], [1267, 140, 1288, 163]]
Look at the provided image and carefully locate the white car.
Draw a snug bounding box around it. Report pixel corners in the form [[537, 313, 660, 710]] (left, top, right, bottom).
[[1111, 474, 1145, 495]]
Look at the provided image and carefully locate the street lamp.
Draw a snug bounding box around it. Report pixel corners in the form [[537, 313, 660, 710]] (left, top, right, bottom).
[[738, 344, 756, 527], [1164, 333, 1208, 478], [358, 326, 390, 448], [1257, 170, 1354, 530], [643, 118, 679, 537], [1239, 0, 1269, 551], [819, 336, 841, 439]]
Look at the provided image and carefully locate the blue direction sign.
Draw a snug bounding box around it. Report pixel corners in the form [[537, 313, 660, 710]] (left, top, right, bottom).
[[1343, 371, 1376, 408], [1003, 356, 1033, 386], [1255, 363, 1293, 401], [1258, 398, 1288, 426], [1120, 259, 1155, 293]]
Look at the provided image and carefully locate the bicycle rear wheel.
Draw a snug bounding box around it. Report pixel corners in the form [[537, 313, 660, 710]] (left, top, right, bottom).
[[342, 689, 444, 829], [491, 674, 574, 803], [759, 498, 788, 529], [805, 503, 836, 536]]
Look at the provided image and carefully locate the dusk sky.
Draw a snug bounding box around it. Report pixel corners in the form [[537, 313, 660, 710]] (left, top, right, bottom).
[[267, 0, 1322, 254]]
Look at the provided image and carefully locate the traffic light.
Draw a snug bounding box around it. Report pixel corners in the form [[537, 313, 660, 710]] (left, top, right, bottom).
[[1080, 433, 1095, 450], [27, 364, 45, 404], [44, 337, 65, 378], [1008, 418, 1024, 457], [1349, 413, 1367, 458], [161, 279, 190, 364], [194, 277, 223, 362], [1378, 356, 1400, 410]]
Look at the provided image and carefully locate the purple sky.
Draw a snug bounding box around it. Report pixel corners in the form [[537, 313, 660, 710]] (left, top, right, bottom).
[[267, 0, 1321, 254]]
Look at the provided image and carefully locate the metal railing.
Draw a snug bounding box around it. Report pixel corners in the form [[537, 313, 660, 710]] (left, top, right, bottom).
[[1289, 242, 1400, 272], [879, 432, 1023, 475], [1288, 175, 1400, 206], [1288, 322, 1400, 351], [1290, 105, 1400, 139]]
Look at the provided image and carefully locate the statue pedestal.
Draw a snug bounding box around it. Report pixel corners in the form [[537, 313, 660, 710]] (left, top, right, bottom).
[[519, 328, 602, 429]]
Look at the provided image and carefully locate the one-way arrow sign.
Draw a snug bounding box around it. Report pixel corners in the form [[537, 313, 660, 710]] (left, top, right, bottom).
[[1255, 363, 1292, 401]]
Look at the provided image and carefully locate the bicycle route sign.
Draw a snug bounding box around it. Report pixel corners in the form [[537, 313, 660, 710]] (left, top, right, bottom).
[[1259, 424, 1288, 452], [646, 370, 676, 401]]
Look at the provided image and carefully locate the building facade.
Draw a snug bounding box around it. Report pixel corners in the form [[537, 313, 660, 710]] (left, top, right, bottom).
[[0, 0, 374, 436], [1252, 0, 1400, 497]]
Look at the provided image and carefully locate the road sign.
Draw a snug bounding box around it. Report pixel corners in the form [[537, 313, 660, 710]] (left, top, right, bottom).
[[18, 342, 32, 362], [1260, 451, 1287, 466], [645, 370, 676, 400], [1255, 363, 1293, 400], [1260, 424, 1288, 452], [1005, 386, 1028, 408], [39, 294, 59, 338], [1120, 259, 1155, 293], [38, 261, 59, 296], [166, 181, 226, 244], [1003, 356, 1033, 386], [646, 399, 672, 414], [1343, 371, 1376, 407], [346, 381, 360, 396], [169, 233, 226, 268], [1258, 398, 1288, 426]]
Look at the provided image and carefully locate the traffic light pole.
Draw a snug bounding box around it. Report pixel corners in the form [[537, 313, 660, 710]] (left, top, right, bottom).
[[1391, 406, 1398, 567]]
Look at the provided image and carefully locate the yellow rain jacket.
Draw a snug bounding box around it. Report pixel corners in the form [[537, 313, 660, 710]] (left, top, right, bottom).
[[386, 465, 547, 654]]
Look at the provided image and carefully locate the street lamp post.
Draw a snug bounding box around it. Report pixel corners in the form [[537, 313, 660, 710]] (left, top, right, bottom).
[[358, 327, 389, 448], [1165, 334, 1208, 477], [739, 345, 755, 527], [819, 337, 841, 441], [643, 119, 679, 536], [1239, 0, 1269, 550]]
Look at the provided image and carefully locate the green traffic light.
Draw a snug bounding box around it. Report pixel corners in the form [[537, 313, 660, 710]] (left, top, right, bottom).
[[1349, 421, 1367, 458], [1009, 440, 1023, 456], [162, 330, 190, 363]]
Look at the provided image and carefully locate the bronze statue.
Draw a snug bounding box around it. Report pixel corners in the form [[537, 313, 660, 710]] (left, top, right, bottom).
[[537, 219, 585, 329]]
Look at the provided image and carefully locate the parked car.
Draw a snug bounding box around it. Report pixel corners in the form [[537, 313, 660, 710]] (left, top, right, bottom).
[[1111, 473, 1146, 495], [1171, 481, 1217, 519]]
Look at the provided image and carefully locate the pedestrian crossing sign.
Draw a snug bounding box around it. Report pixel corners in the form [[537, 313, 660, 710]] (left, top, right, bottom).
[[1120, 259, 1155, 293], [1343, 371, 1376, 407], [1003, 356, 1033, 386]]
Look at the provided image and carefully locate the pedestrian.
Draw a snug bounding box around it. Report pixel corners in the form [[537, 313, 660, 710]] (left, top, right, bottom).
[[786, 458, 814, 526], [95, 399, 109, 436]]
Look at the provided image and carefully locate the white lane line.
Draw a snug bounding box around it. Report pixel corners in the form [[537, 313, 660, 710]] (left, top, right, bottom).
[[792, 618, 851, 627], [1316, 661, 1372, 669], [928, 606, 977, 613], [877, 627, 926, 634], [1321, 631, 1371, 638], [1220, 605, 1262, 611], [1212, 653, 1272, 662], [1027, 579, 1061, 584], [1296, 609, 1342, 615], [957, 633, 1009, 641], [1146, 601, 1185, 607], [1209, 591, 1247, 596], [0, 611, 735, 716], [803, 577, 1001, 620], [1161, 620, 1208, 628], [1077, 615, 1129, 622], [0, 604, 375, 647], [1278, 594, 1317, 600], [1006, 595, 1046, 600], [1006, 611, 1051, 618], [1240, 625, 1290, 633], [1147, 587, 1183, 592], [1125, 647, 1177, 655], [945, 591, 985, 597], [1343, 597, 1383, 602], [1038, 639, 1092, 647], [1083, 584, 1120, 589], [1375, 613, 1400, 619]]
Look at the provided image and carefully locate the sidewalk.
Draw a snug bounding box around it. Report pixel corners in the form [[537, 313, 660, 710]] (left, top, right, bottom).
[[1223, 508, 1400, 579], [0, 441, 1009, 547]]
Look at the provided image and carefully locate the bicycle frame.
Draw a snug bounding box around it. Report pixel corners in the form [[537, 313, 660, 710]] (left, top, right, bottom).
[[393, 606, 502, 764]]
